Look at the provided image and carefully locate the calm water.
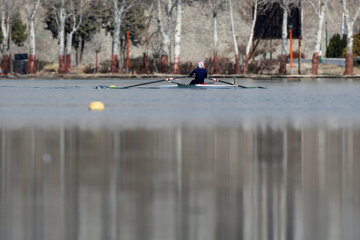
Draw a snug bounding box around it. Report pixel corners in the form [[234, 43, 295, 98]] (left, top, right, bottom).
[[1, 78, 360, 240]]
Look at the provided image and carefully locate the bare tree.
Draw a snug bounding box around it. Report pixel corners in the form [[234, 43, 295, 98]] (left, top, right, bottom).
[[242, 0, 259, 74], [341, 0, 360, 75], [24, 0, 41, 74], [157, 0, 176, 73], [138, 2, 158, 73], [305, 0, 331, 75], [229, 0, 240, 74], [45, 0, 69, 73], [277, 0, 300, 74], [65, 0, 85, 73], [0, 0, 22, 74], [90, 34, 103, 73], [241, 0, 272, 74], [111, 0, 136, 73], [207, 0, 226, 74]]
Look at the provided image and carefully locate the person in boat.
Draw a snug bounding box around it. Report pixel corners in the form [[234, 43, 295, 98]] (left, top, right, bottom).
[[189, 61, 208, 85]]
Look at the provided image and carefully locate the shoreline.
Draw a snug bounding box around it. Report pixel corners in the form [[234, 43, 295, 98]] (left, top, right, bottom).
[[2, 73, 360, 80]]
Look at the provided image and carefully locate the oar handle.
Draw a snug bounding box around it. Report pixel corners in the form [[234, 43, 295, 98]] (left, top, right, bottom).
[[207, 77, 266, 89], [165, 76, 187, 81], [206, 78, 234, 85]]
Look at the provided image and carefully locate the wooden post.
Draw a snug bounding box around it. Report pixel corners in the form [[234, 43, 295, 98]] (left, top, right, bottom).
[[298, 38, 302, 75], [96, 52, 98, 73], [126, 29, 130, 73], [252, 39, 255, 64], [290, 29, 293, 74]]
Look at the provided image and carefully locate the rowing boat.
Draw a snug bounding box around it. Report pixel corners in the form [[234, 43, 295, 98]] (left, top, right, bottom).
[[109, 83, 237, 89], [158, 83, 237, 89], [95, 77, 266, 90]]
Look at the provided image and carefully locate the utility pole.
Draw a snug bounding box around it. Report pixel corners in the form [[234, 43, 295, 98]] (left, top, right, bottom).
[[126, 24, 130, 73], [325, 21, 328, 56], [289, 23, 294, 74]]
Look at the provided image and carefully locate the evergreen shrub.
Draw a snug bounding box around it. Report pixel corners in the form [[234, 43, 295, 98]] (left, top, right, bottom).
[[326, 33, 346, 58]]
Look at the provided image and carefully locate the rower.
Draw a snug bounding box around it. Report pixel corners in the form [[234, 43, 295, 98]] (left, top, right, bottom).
[[189, 61, 208, 85]]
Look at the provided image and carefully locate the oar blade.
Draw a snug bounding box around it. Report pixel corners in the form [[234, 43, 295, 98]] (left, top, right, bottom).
[[95, 85, 109, 89], [110, 86, 127, 89]]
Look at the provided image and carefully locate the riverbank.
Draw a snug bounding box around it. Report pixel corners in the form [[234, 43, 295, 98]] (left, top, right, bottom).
[[2, 62, 360, 80]]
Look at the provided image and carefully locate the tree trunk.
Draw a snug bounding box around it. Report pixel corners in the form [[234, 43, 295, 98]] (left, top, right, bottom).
[[80, 39, 85, 64], [65, 54, 71, 73], [58, 8, 66, 74], [111, 54, 119, 73], [213, 54, 219, 74], [28, 55, 36, 74], [59, 55, 66, 74], [76, 47, 81, 66], [157, 0, 170, 72], [160, 55, 169, 73], [344, 26, 354, 75], [311, 52, 320, 75], [1, 55, 9, 75], [235, 55, 240, 74], [279, 6, 288, 75], [166, 0, 173, 63], [143, 53, 148, 73], [229, 0, 240, 74], [311, 2, 327, 75], [28, 19, 37, 74], [244, 0, 257, 74], [244, 53, 250, 74], [279, 54, 287, 74], [27, 0, 40, 74], [96, 52, 99, 73], [1, 14, 10, 74], [341, 0, 358, 75], [112, 5, 123, 73], [344, 53, 354, 75], [213, 11, 219, 74], [65, 32, 74, 73], [173, 0, 182, 74]]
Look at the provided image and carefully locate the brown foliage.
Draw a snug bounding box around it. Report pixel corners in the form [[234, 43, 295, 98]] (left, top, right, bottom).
[[99, 60, 112, 73], [287, 51, 305, 59], [83, 64, 96, 74], [205, 56, 238, 74]]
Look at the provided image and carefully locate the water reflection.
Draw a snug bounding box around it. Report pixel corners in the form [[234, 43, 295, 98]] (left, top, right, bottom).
[[1, 126, 359, 240]]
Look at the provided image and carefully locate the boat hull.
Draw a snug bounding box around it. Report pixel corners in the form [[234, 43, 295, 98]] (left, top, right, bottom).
[[158, 84, 236, 89], [107, 83, 237, 89]]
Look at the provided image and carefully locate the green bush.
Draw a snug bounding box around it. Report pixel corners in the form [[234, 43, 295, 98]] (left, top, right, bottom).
[[11, 13, 28, 47], [353, 32, 360, 56], [0, 13, 28, 46], [326, 33, 346, 58]]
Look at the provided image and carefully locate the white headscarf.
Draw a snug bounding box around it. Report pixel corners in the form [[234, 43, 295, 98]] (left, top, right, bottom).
[[198, 61, 204, 69]]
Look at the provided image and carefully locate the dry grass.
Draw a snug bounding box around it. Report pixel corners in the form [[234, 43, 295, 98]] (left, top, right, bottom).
[[35, 62, 360, 79], [40, 63, 58, 73], [261, 62, 360, 75]]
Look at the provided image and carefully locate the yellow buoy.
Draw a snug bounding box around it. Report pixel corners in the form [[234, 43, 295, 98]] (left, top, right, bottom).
[[110, 85, 116, 88], [89, 101, 105, 111]]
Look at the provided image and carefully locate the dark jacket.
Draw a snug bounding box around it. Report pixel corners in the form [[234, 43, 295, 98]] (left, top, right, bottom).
[[189, 68, 207, 84]]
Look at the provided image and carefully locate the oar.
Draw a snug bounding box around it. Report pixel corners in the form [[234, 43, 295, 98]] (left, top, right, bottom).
[[207, 77, 266, 89], [115, 76, 188, 89]]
